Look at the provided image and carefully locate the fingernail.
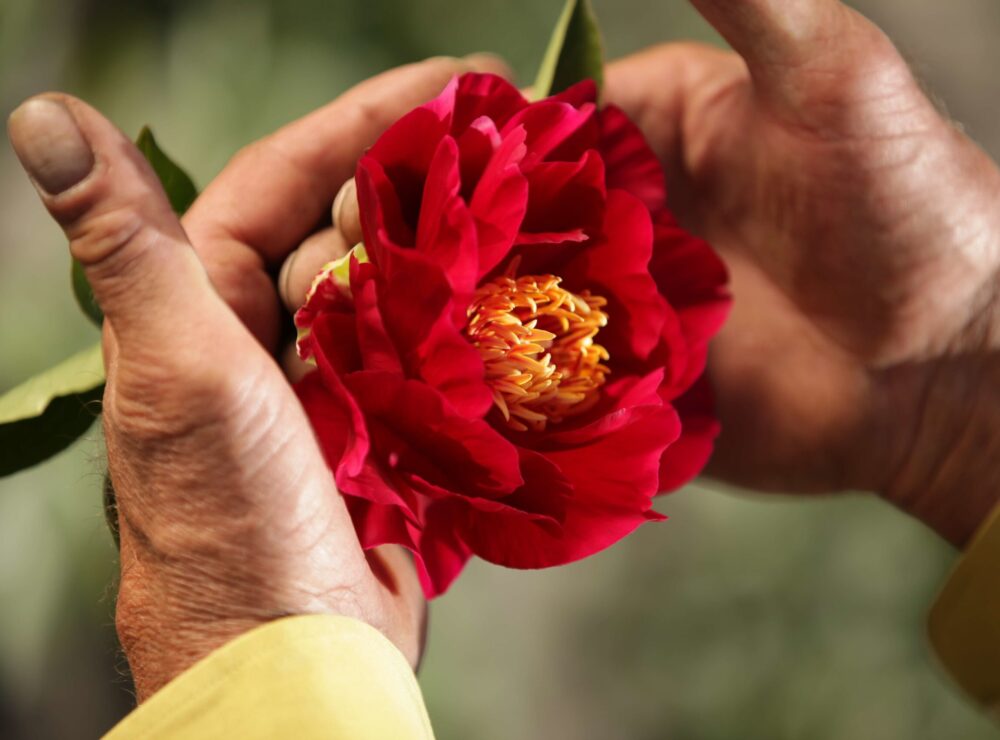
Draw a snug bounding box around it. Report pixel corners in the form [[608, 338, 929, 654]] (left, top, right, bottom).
[[332, 178, 356, 226], [278, 248, 299, 311], [7, 97, 95, 195]]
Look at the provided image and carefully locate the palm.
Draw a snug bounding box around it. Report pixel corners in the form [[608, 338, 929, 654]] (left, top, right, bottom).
[[609, 39, 1000, 497]]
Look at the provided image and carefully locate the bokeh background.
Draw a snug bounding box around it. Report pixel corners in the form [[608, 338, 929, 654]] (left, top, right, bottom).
[[2, 0, 999, 737]]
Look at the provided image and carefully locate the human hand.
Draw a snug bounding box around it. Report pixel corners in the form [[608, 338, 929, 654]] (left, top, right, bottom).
[[605, 0, 1000, 544], [6, 55, 506, 701]]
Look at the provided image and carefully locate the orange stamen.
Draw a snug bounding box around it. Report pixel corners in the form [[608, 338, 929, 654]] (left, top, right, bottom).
[[465, 273, 610, 432]]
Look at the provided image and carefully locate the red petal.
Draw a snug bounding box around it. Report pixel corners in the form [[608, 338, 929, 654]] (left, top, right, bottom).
[[501, 100, 596, 169], [537, 369, 667, 447], [549, 79, 598, 107], [456, 116, 502, 200], [373, 246, 492, 416], [350, 260, 402, 373], [294, 263, 355, 363], [416, 136, 478, 299], [650, 211, 731, 397], [651, 212, 731, 341], [599, 105, 667, 211], [470, 123, 530, 278], [657, 374, 720, 492], [308, 312, 363, 375], [356, 155, 414, 260], [562, 190, 666, 363], [402, 465, 565, 597], [345, 371, 523, 499], [365, 105, 452, 237], [518, 149, 606, 244], [457, 404, 677, 569], [452, 73, 528, 132], [413, 506, 474, 597], [347, 496, 418, 552], [295, 369, 406, 510]]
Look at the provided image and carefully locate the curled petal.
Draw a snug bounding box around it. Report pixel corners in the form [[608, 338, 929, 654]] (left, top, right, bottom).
[[517, 149, 606, 245], [344, 370, 523, 499], [599, 105, 667, 211], [650, 211, 731, 396], [501, 100, 596, 169], [350, 260, 402, 374], [471, 123, 530, 277], [549, 79, 598, 107], [562, 190, 666, 363], [417, 136, 479, 299], [657, 374, 720, 492], [295, 370, 405, 509], [451, 73, 528, 132], [459, 404, 677, 570]]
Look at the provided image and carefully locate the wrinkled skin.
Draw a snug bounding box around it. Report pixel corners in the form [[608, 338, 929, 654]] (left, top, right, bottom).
[[605, 0, 1000, 545], [8, 56, 509, 701], [8, 0, 1000, 704]]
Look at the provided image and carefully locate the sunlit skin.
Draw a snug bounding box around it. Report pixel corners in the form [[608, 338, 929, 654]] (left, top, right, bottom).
[[8, 56, 509, 700], [8, 0, 1000, 705], [603, 0, 1000, 546]]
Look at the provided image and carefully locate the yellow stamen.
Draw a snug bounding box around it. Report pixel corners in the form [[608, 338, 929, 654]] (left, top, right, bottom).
[[465, 273, 610, 432]]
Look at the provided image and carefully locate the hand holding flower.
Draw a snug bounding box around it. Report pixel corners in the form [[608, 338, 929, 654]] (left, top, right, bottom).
[[6, 56, 507, 700], [605, 0, 1000, 544]]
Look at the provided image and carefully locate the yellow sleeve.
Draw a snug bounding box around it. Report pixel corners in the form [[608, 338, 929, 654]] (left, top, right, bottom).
[[103, 615, 435, 740], [930, 503, 1000, 716]]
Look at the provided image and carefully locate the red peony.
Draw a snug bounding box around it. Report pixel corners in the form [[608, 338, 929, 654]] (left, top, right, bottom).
[[295, 73, 730, 597]]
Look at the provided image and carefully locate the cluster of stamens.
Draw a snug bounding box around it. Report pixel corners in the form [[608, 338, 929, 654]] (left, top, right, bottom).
[[465, 273, 611, 432]]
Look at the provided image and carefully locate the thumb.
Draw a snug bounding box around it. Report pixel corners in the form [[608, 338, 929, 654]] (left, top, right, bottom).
[[7, 94, 222, 348], [689, 0, 896, 113]]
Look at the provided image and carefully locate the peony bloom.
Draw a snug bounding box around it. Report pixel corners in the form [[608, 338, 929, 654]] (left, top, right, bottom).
[[295, 73, 730, 597]]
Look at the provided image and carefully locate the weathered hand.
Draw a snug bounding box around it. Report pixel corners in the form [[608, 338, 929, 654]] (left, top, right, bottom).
[[6, 55, 506, 701], [606, 0, 1000, 544]]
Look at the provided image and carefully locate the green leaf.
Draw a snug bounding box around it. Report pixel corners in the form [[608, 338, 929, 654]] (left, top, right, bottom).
[[71, 258, 104, 326], [71, 126, 199, 326], [532, 0, 605, 100], [134, 126, 198, 215], [0, 344, 105, 477]]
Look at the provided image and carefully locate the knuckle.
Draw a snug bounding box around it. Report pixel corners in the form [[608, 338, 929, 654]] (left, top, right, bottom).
[[342, 96, 384, 135], [68, 203, 146, 268], [226, 140, 265, 170]]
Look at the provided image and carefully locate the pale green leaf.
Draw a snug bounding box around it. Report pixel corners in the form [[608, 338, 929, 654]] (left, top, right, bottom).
[[134, 126, 198, 215], [532, 0, 605, 100], [0, 343, 105, 477]]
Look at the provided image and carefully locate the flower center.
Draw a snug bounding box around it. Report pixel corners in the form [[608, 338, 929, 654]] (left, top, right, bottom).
[[465, 274, 610, 432]]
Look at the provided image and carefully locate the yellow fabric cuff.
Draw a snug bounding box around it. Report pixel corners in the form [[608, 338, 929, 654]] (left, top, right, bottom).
[[930, 503, 1000, 714], [103, 615, 435, 739]]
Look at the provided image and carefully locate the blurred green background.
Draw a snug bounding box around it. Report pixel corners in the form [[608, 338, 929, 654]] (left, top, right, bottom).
[[2, 0, 999, 737]]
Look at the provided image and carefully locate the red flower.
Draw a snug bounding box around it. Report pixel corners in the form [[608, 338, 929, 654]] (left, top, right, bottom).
[[295, 74, 730, 597]]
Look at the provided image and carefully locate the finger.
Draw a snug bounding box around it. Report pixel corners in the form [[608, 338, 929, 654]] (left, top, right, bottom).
[[604, 44, 745, 219], [186, 54, 512, 265], [280, 341, 314, 384], [7, 95, 224, 347], [688, 0, 893, 111], [184, 54, 512, 349], [278, 227, 350, 313], [332, 178, 363, 247]]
